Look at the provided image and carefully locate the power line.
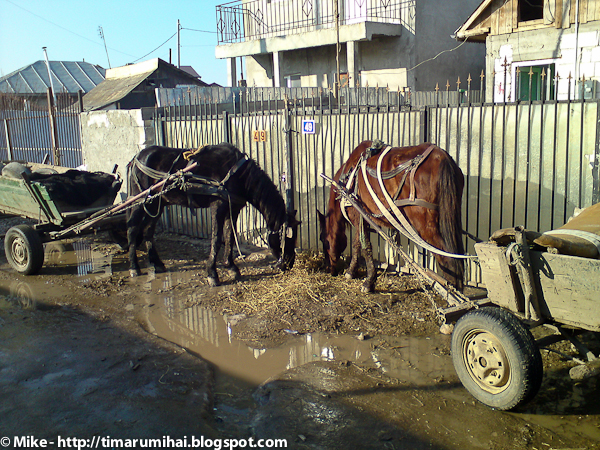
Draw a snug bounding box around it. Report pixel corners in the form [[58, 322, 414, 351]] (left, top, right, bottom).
[[130, 32, 177, 64], [3, 0, 136, 58], [407, 37, 470, 72], [182, 27, 217, 34]]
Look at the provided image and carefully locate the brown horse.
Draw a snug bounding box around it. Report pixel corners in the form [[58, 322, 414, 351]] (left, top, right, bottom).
[[319, 141, 465, 293]]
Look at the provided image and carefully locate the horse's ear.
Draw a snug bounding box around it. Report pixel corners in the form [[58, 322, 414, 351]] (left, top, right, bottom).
[[317, 210, 325, 230], [289, 209, 302, 226]]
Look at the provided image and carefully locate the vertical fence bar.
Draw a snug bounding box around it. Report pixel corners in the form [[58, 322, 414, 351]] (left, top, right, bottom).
[[594, 102, 600, 205], [3, 119, 12, 160]]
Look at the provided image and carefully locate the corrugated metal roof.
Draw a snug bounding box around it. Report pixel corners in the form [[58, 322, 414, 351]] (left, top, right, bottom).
[[0, 61, 106, 95], [82, 66, 157, 111], [82, 59, 207, 111]]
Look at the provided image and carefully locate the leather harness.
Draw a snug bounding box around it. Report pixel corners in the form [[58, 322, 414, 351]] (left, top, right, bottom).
[[338, 143, 471, 258], [340, 143, 437, 223], [130, 148, 248, 206]]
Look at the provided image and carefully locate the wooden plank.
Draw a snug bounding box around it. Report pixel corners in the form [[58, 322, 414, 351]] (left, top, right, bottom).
[[475, 243, 523, 312], [580, 0, 588, 23], [0, 177, 45, 219], [529, 251, 600, 331], [570, 0, 576, 25], [545, 0, 555, 24], [512, 0, 518, 30], [457, 0, 495, 36], [556, 0, 563, 28]]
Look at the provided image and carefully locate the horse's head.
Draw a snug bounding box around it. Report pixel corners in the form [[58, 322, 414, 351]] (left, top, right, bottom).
[[317, 208, 346, 276], [317, 210, 331, 271], [269, 210, 301, 271]]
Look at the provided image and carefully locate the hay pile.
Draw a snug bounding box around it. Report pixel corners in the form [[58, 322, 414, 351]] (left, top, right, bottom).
[[212, 252, 441, 336]]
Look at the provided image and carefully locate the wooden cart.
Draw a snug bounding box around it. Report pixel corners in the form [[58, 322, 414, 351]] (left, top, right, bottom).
[[322, 172, 599, 410], [0, 164, 123, 275], [448, 231, 599, 410]]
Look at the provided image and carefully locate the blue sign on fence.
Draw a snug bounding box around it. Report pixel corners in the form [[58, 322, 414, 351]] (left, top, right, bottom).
[[302, 120, 316, 134]]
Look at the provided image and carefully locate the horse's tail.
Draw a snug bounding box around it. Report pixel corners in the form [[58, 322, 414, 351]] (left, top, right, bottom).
[[437, 154, 465, 289]]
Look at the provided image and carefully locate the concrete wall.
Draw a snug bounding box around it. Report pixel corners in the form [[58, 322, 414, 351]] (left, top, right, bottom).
[[80, 109, 155, 200], [414, 0, 486, 91], [486, 22, 600, 101]]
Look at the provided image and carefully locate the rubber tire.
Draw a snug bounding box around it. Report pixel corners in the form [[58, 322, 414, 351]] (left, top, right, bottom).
[[451, 306, 543, 410], [4, 225, 45, 275]]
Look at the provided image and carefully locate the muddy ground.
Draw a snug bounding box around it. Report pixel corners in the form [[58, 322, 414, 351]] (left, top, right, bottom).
[[0, 219, 599, 449]]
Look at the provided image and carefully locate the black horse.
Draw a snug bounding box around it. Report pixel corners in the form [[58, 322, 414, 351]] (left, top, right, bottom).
[[126, 143, 300, 286]]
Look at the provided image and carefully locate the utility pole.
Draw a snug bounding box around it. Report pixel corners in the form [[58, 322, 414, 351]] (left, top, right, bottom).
[[335, 0, 340, 97], [42, 47, 56, 104], [177, 20, 181, 68], [98, 26, 111, 69]]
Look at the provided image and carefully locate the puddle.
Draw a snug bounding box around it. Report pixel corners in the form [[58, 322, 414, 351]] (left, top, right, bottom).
[[138, 271, 455, 388], [44, 240, 114, 278]]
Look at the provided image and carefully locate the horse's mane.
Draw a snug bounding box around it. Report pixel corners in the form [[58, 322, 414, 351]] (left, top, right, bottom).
[[232, 151, 287, 232]]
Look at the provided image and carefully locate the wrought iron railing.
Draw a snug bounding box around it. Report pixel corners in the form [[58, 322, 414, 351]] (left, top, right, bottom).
[[216, 0, 414, 44]]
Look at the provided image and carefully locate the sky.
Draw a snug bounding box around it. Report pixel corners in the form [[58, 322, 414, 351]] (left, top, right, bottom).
[[0, 0, 228, 86]]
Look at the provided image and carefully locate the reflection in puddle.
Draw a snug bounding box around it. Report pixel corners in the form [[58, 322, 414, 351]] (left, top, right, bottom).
[[44, 240, 114, 277], [141, 272, 455, 387], [0, 280, 38, 310]]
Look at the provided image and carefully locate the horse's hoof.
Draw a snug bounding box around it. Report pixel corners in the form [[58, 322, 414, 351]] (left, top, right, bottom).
[[228, 269, 242, 281], [153, 265, 166, 274], [344, 272, 354, 280], [360, 284, 374, 294], [207, 277, 220, 287]]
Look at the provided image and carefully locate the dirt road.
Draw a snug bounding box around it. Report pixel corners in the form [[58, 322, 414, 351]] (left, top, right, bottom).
[[0, 226, 598, 449]]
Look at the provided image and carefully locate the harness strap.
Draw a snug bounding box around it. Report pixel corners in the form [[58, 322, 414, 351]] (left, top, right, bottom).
[[133, 156, 169, 180], [365, 157, 416, 179], [394, 198, 438, 210], [339, 144, 440, 230], [368, 148, 424, 244], [133, 150, 248, 199], [409, 145, 435, 202]]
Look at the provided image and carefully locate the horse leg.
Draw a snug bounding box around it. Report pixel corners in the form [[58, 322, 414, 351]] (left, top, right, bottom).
[[360, 235, 377, 293], [127, 206, 145, 277], [206, 203, 225, 287], [223, 211, 241, 281], [144, 211, 166, 273], [344, 221, 377, 293], [345, 230, 362, 280]]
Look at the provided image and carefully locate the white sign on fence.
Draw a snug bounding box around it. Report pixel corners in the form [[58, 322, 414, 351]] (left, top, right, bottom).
[[302, 120, 316, 134]]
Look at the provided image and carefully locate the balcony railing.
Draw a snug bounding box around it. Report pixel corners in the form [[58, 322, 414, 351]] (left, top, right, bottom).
[[216, 0, 415, 44]]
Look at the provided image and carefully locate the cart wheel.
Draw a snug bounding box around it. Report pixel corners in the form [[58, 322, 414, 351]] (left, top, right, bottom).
[[4, 225, 45, 275], [451, 306, 543, 410]]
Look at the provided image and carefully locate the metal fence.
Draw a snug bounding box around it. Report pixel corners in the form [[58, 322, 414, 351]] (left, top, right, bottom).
[[0, 89, 83, 168], [155, 86, 600, 286]]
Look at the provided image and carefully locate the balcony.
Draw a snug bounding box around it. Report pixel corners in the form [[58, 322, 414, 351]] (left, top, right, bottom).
[[216, 0, 414, 45]]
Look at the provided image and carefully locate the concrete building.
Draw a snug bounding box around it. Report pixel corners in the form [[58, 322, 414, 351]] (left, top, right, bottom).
[[215, 0, 485, 91], [455, 0, 600, 102]]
